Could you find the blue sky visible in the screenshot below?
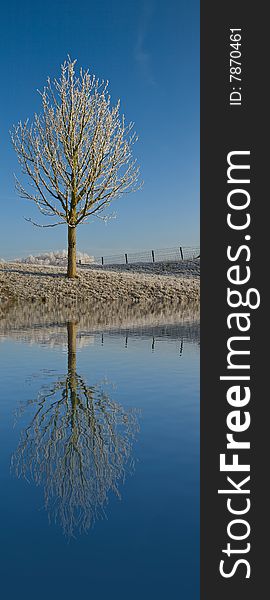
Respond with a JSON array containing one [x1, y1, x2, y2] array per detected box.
[[0, 0, 199, 259]]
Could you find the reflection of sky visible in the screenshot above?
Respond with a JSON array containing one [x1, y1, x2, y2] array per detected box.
[[0, 330, 199, 599]]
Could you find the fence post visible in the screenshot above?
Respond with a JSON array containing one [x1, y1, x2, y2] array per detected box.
[[125, 253, 128, 264], [152, 250, 155, 263], [179, 247, 184, 260], [101, 256, 104, 265]]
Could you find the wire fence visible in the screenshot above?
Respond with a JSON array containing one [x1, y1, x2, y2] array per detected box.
[[78, 246, 200, 266]]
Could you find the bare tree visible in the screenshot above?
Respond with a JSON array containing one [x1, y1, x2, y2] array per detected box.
[[11, 57, 141, 278]]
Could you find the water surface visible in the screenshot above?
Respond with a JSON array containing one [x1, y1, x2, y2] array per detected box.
[[0, 306, 199, 599]]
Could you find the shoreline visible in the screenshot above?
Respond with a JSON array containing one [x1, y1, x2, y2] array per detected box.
[[0, 260, 200, 312]]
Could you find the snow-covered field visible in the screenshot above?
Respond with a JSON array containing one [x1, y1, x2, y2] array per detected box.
[[0, 259, 200, 313]]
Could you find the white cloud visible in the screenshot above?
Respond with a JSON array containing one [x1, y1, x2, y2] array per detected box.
[[134, 1, 156, 85]]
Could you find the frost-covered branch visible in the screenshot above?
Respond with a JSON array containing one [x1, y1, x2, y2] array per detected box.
[[11, 57, 141, 228]]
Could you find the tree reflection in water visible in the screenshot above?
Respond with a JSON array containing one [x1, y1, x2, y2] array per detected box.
[[12, 322, 139, 537]]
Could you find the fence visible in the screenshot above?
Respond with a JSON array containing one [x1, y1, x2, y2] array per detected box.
[[78, 246, 200, 266]]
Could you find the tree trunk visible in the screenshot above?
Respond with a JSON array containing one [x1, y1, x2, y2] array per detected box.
[[67, 225, 77, 278]]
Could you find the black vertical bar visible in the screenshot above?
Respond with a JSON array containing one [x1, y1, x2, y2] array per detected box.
[[201, 1, 268, 599], [101, 256, 104, 265], [151, 250, 155, 263], [125, 253, 128, 264], [179, 246, 184, 260]]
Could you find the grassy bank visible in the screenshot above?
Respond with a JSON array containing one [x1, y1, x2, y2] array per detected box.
[[0, 260, 200, 311]]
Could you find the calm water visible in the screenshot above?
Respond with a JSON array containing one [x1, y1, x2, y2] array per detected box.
[[0, 310, 199, 599]]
